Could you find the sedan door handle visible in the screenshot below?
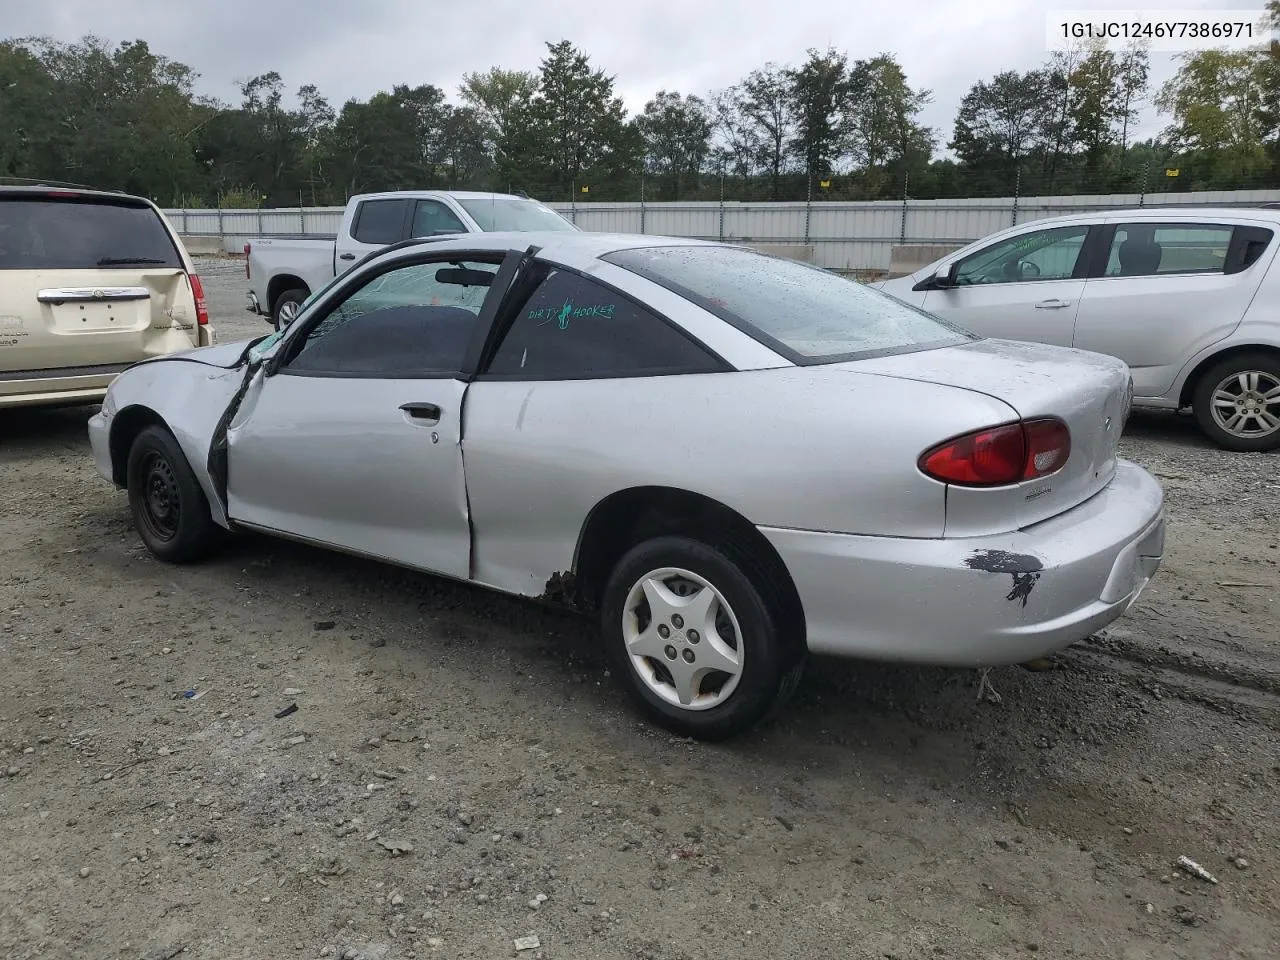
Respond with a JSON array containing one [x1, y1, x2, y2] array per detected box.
[[400, 402, 442, 422], [1035, 299, 1071, 309], [338, 253, 356, 261]]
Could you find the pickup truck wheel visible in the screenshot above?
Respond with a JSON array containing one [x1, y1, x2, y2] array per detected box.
[[272, 288, 308, 330], [1192, 352, 1280, 452], [600, 536, 802, 741], [126, 425, 224, 564]]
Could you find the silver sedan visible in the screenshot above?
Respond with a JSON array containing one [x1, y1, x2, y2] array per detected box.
[[88, 231, 1166, 740]]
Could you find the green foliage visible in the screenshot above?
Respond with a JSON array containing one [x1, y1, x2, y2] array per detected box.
[[0, 32, 1275, 207]]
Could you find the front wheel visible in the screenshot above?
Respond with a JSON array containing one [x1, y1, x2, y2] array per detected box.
[[126, 425, 224, 563], [272, 287, 308, 330], [600, 536, 803, 741], [1192, 352, 1280, 452]]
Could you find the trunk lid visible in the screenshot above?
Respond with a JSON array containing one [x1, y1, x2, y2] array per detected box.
[[0, 269, 201, 373], [1, 192, 200, 374], [833, 338, 1132, 533]]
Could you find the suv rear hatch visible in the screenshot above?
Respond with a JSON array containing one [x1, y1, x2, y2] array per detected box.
[[0, 192, 204, 377], [836, 338, 1133, 535]]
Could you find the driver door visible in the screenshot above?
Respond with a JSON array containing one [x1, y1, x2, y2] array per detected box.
[[921, 223, 1095, 347], [224, 254, 504, 577]]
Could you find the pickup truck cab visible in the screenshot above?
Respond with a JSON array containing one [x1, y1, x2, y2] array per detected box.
[[246, 190, 577, 327]]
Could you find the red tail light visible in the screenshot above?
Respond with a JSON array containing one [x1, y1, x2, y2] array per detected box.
[[188, 273, 210, 326], [244, 243, 251, 279], [919, 418, 1071, 487]]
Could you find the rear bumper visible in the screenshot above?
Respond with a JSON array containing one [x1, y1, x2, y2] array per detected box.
[[0, 364, 126, 409], [761, 460, 1165, 667], [247, 290, 264, 315], [1, 330, 214, 407]]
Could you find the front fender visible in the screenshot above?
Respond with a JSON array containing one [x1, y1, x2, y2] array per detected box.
[[101, 359, 250, 527]]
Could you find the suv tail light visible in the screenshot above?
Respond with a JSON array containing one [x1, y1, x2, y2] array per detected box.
[[919, 418, 1071, 487], [188, 273, 210, 326], [244, 243, 251, 279]]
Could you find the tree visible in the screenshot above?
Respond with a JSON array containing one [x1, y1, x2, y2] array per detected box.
[[846, 53, 933, 194], [787, 48, 849, 178], [1115, 42, 1150, 153], [506, 41, 633, 197], [458, 67, 538, 161], [636, 90, 711, 199], [707, 85, 758, 190], [1156, 49, 1268, 186], [738, 64, 794, 199], [1069, 41, 1125, 175], [950, 69, 1052, 170]]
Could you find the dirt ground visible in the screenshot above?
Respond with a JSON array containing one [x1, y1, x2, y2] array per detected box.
[[1, 258, 1277, 960]]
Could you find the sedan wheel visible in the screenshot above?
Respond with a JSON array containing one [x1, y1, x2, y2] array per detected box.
[[601, 535, 803, 741], [622, 567, 745, 711], [1193, 353, 1280, 452], [126, 425, 224, 563]]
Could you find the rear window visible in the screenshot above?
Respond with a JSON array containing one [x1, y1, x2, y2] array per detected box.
[[457, 197, 577, 232], [602, 245, 976, 363], [0, 197, 182, 270]]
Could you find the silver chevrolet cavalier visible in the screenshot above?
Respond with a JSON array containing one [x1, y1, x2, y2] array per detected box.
[[88, 231, 1166, 740]]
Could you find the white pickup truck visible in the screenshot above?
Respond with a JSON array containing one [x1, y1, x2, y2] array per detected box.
[[245, 190, 578, 327]]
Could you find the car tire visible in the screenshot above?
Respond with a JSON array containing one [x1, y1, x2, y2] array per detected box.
[[1191, 352, 1280, 452], [126, 425, 224, 563], [600, 535, 804, 741], [272, 287, 308, 330]]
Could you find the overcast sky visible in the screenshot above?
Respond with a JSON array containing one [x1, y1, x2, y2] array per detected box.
[[2, 0, 1254, 153]]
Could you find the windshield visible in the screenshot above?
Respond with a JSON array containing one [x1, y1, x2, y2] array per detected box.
[[602, 245, 976, 362], [0, 196, 182, 270], [458, 197, 577, 232]]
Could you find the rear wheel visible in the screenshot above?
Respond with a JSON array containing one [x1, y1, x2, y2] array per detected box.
[[126, 425, 223, 563], [272, 287, 308, 330], [1192, 352, 1280, 452], [600, 536, 803, 741]]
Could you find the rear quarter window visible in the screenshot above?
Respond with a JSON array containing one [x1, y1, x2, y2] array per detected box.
[[0, 197, 182, 270], [602, 244, 975, 363]]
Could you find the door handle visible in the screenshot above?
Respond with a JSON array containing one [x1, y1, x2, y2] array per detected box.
[[339, 253, 356, 261], [1035, 299, 1070, 309], [400, 402, 442, 422]]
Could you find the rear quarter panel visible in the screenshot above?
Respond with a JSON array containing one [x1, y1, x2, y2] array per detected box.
[[461, 365, 1014, 597], [1165, 245, 1280, 405]]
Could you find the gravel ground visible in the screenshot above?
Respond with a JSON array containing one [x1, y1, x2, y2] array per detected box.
[[1, 257, 1277, 960]]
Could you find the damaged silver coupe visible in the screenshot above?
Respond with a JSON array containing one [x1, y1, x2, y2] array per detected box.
[[88, 231, 1166, 739]]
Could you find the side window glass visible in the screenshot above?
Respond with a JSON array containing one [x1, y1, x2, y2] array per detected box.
[[1104, 223, 1233, 277], [285, 259, 499, 376], [486, 268, 720, 379], [954, 226, 1089, 286], [412, 201, 467, 237], [351, 199, 410, 245]]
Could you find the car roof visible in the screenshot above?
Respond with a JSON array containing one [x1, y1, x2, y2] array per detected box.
[[371, 230, 723, 263], [0, 182, 152, 204], [350, 189, 559, 204], [1016, 206, 1280, 228]]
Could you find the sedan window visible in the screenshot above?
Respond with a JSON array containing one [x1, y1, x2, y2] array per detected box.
[[603, 244, 974, 364], [284, 259, 499, 377], [1102, 223, 1234, 277], [953, 225, 1089, 286], [485, 267, 722, 379]]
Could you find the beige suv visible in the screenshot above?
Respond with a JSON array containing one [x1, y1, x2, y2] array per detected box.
[[0, 183, 215, 409]]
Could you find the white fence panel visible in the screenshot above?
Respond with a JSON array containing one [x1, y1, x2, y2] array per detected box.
[[166, 188, 1280, 271]]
